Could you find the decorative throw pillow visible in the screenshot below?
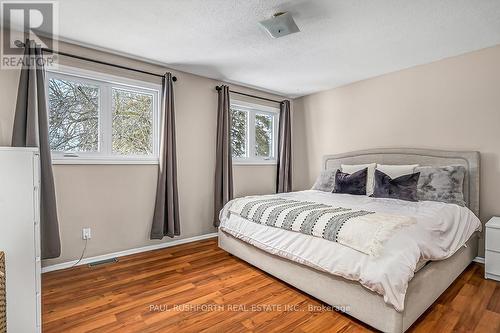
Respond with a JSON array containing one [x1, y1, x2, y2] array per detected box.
[[341, 163, 376, 196], [311, 170, 336, 192], [416, 165, 466, 206], [371, 169, 420, 202], [333, 168, 368, 195], [376, 164, 419, 179]]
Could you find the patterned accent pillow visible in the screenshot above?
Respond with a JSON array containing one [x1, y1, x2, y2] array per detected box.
[[371, 169, 420, 202], [311, 170, 336, 192], [416, 165, 466, 206], [333, 168, 368, 195]]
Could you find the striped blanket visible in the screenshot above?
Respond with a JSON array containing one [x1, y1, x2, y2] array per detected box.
[[226, 197, 416, 256]]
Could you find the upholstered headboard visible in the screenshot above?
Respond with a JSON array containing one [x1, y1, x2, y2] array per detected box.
[[322, 148, 480, 217]]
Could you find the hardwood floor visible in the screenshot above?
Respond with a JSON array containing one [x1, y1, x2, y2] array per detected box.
[[42, 238, 500, 333]]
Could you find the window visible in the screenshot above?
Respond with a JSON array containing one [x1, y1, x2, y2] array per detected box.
[[46, 66, 160, 164], [230, 100, 279, 164]]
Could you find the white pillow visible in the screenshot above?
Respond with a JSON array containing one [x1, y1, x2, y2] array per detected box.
[[341, 163, 376, 196], [376, 164, 419, 179]]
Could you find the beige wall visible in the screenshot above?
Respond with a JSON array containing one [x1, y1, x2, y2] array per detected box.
[[0, 41, 282, 266], [293, 45, 500, 257]]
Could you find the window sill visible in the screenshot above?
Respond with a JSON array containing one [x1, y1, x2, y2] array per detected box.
[[232, 160, 277, 166], [52, 158, 159, 165]]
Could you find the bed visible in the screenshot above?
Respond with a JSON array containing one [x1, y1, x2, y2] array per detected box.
[[217, 148, 481, 333]]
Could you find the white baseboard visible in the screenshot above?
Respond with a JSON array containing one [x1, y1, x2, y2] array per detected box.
[[473, 256, 485, 264], [42, 232, 218, 273]]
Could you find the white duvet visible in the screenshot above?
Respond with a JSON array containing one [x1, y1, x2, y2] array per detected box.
[[219, 190, 481, 311]]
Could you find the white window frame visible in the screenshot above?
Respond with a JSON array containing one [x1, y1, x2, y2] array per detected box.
[[46, 65, 161, 165], [230, 99, 279, 165]]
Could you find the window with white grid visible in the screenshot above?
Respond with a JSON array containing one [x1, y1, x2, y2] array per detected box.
[[46, 66, 160, 164]]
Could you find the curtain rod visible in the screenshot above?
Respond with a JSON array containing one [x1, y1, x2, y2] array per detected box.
[[215, 86, 282, 104], [40, 47, 177, 81]]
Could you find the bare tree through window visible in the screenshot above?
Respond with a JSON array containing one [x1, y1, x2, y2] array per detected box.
[[47, 77, 99, 152], [230, 107, 247, 158], [47, 73, 157, 159], [112, 88, 153, 155], [255, 113, 272, 157]]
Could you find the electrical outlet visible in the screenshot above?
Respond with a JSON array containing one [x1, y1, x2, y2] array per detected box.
[[82, 228, 92, 240]]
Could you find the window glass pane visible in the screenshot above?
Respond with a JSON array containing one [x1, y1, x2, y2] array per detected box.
[[255, 113, 273, 158], [112, 88, 154, 155], [47, 77, 99, 152], [230, 108, 247, 158]]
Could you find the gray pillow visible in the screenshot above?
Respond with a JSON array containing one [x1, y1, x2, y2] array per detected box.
[[371, 169, 420, 202], [416, 165, 466, 206], [311, 170, 336, 192], [333, 168, 368, 195]]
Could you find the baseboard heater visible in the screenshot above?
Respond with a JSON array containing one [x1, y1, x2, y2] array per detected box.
[[88, 257, 118, 267]]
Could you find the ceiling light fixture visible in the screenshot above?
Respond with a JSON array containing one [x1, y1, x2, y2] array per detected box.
[[259, 12, 300, 38]]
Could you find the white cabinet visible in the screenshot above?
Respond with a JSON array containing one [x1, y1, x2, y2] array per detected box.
[[0, 147, 41, 333], [485, 217, 500, 281]]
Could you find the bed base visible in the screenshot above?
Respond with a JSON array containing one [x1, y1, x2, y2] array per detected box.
[[218, 230, 478, 333]]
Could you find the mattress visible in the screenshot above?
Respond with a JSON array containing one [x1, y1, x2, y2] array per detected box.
[[414, 259, 428, 273], [219, 190, 481, 311]]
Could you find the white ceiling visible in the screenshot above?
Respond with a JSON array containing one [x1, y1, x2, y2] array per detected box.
[[36, 1, 500, 97]]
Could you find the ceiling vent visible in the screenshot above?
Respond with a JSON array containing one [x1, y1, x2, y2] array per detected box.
[[259, 12, 300, 38]]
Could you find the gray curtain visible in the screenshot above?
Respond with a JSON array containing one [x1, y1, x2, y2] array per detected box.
[[150, 73, 180, 239], [276, 100, 292, 193], [12, 40, 61, 259], [213, 85, 233, 227]]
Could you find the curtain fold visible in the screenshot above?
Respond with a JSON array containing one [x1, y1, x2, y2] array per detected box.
[[213, 85, 233, 227], [12, 40, 61, 259], [150, 73, 180, 239], [276, 100, 292, 193]]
